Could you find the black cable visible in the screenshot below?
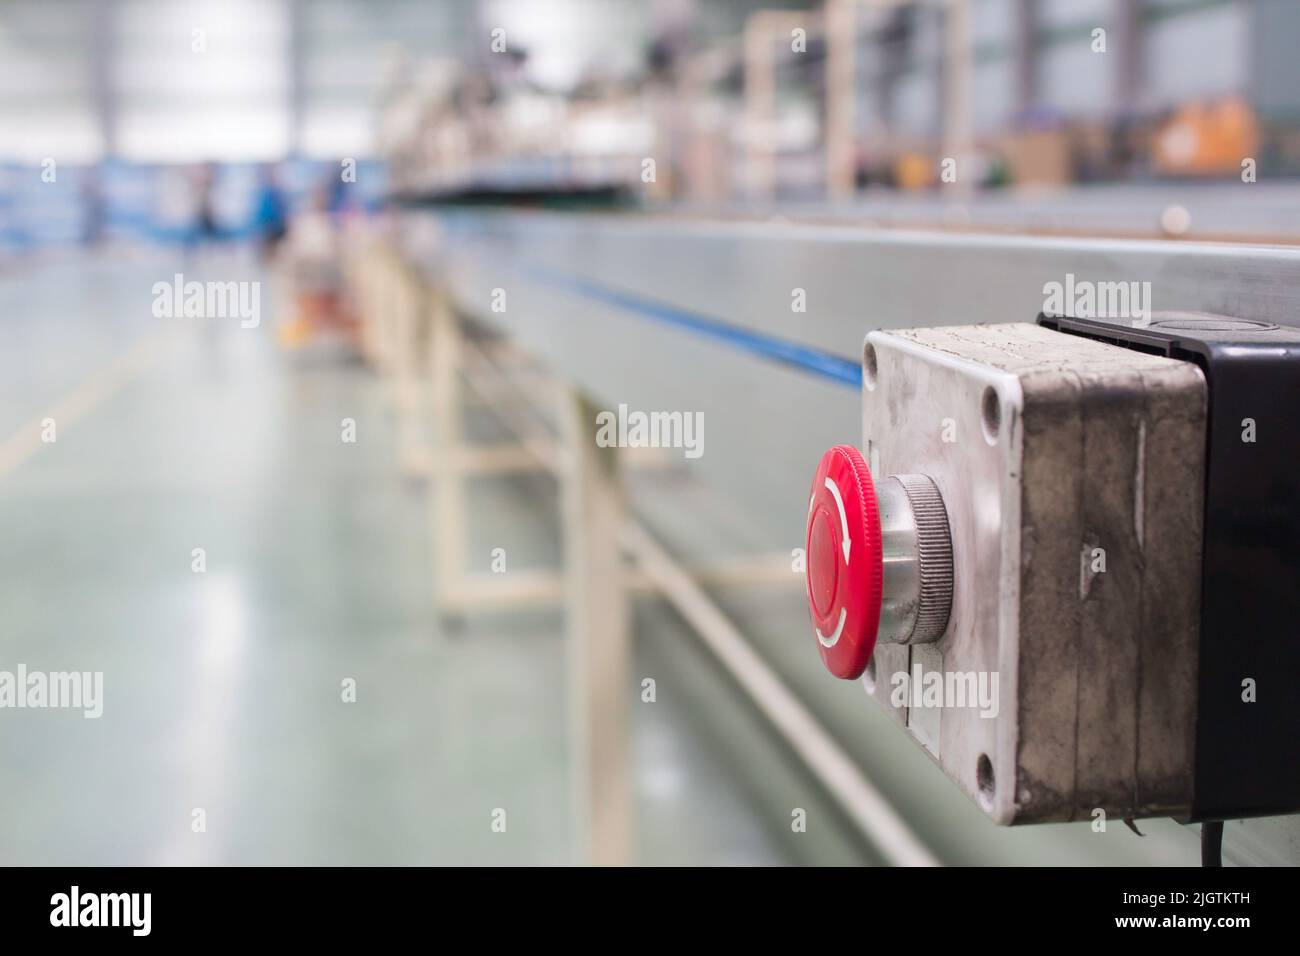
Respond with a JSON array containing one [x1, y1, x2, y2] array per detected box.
[[1201, 821, 1223, 867]]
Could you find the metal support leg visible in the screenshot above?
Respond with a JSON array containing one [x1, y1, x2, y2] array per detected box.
[[355, 245, 386, 368], [395, 265, 434, 475], [430, 288, 466, 618], [560, 388, 632, 866], [392, 263, 416, 407], [365, 249, 400, 374]]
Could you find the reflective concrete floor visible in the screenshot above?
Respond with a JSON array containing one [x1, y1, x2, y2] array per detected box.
[[0, 250, 801, 865]]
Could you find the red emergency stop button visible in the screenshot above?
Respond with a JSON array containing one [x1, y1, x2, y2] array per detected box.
[[805, 445, 883, 679]]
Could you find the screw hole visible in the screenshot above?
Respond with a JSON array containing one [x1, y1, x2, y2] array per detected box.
[[976, 753, 996, 810], [980, 386, 1001, 444], [863, 342, 878, 390]]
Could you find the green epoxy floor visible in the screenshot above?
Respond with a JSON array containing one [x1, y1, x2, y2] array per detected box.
[[0, 251, 795, 865]]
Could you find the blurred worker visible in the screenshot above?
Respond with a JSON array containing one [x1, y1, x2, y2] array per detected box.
[[277, 178, 359, 348], [251, 163, 288, 261], [194, 162, 220, 244], [80, 164, 105, 247]]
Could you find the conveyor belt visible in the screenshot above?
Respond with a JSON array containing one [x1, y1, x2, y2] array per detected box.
[[405, 207, 1300, 546]]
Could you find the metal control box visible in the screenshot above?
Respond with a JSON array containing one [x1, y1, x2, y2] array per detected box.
[[860, 323, 1207, 824]]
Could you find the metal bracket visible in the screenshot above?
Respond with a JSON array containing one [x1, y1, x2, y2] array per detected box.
[[862, 322, 1206, 823]]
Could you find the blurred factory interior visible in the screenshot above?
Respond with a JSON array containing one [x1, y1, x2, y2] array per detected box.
[[3, 0, 1300, 867]]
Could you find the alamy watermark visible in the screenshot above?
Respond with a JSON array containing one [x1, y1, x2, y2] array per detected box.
[[50, 886, 150, 936], [594, 404, 704, 459], [889, 663, 999, 718], [1042, 272, 1152, 327], [0, 665, 103, 718], [152, 273, 261, 328]]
